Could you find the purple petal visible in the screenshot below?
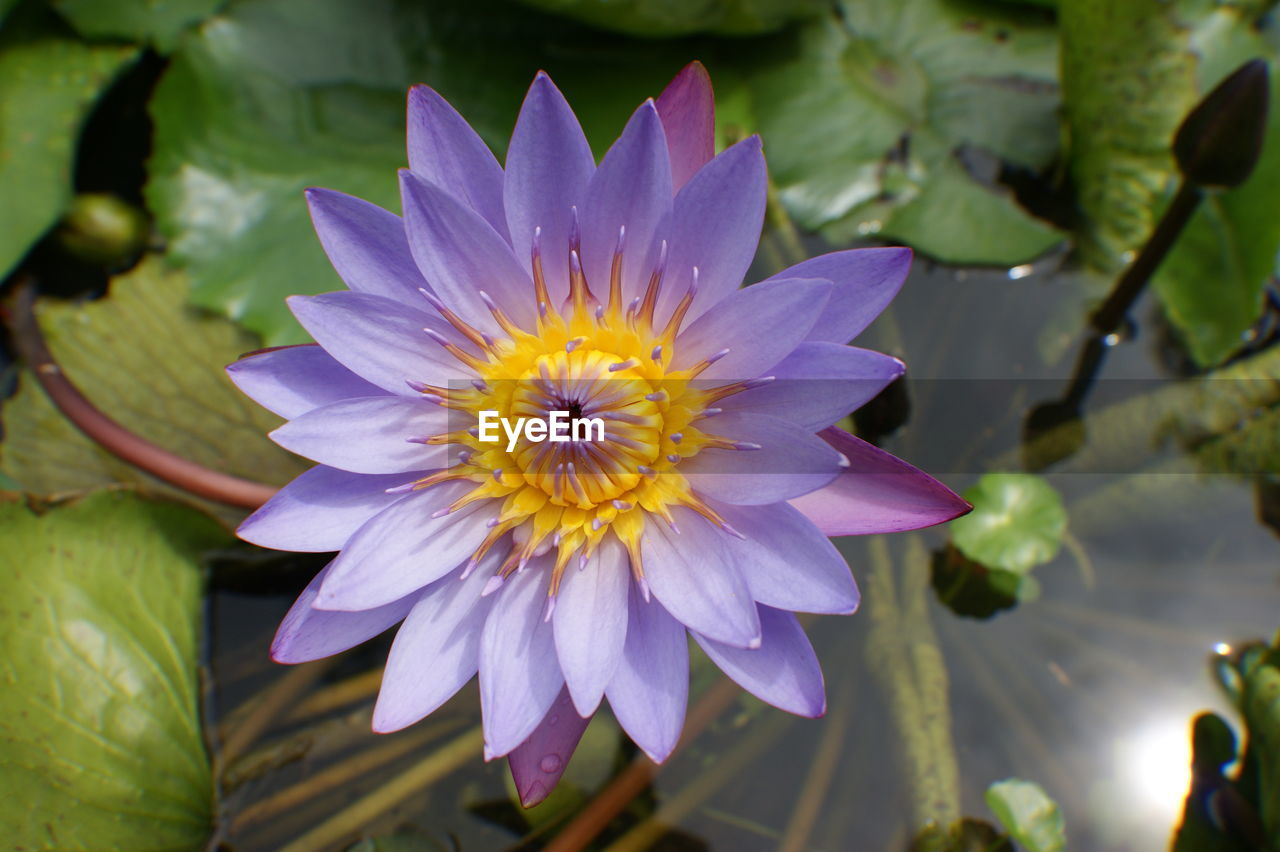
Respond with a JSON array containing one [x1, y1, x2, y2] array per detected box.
[[226, 344, 385, 420], [655, 61, 715, 194], [672, 277, 829, 381], [789, 427, 971, 536], [641, 507, 760, 648], [269, 396, 447, 474], [480, 561, 565, 758], [694, 606, 825, 717], [655, 136, 766, 327], [271, 564, 417, 663], [406, 85, 508, 239], [762, 247, 912, 343], [306, 188, 428, 304], [580, 100, 671, 305], [605, 585, 688, 763], [719, 342, 905, 432], [237, 465, 416, 553], [504, 72, 595, 307], [400, 170, 536, 332], [288, 291, 472, 394], [707, 500, 859, 614], [316, 484, 489, 611], [681, 412, 842, 505], [372, 556, 497, 732], [507, 687, 590, 807], [553, 537, 629, 716]]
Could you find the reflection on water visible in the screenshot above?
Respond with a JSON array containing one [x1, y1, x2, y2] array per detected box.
[[211, 254, 1280, 851]]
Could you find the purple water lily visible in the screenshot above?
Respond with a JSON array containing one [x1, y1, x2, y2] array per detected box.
[[227, 62, 969, 806]]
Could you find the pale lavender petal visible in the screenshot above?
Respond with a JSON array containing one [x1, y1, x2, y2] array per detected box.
[[762, 247, 912, 343], [672, 277, 829, 380], [400, 170, 536, 331], [655, 61, 715, 194], [694, 606, 825, 717], [655, 136, 766, 326], [681, 412, 842, 505], [269, 396, 448, 474], [306, 188, 427, 304], [707, 500, 859, 615], [316, 484, 489, 611], [406, 85, 508, 239], [226, 344, 384, 420], [288, 291, 472, 394], [507, 688, 590, 807], [480, 561, 565, 758], [580, 100, 671, 305], [504, 72, 595, 306], [719, 342, 905, 432], [641, 507, 760, 648], [372, 555, 498, 732], [605, 585, 688, 763], [553, 537, 629, 716], [789, 427, 971, 536], [237, 465, 416, 553], [271, 564, 417, 664]]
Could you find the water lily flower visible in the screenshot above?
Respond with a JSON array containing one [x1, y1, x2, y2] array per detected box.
[[227, 62, 970, 806]]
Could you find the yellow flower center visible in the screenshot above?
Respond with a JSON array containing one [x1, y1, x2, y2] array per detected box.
[[408, 232, 758, 598]]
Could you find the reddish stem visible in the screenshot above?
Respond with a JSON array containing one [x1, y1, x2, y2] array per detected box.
[[4, 279, 278, 509]]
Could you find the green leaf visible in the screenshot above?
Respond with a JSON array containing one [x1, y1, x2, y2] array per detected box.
[[0, 257, 307, 525], [0, 6, 138, 281], [147, 0, 692, 344], [0, 491, 224, 850], [49, 0, 224, 51], [985, 779, 1067, 852], [950, 474, 1066, 574], [745, 0, 1062, 263], [1060, 0, 1198, 270], [1153, 48, 1280, 366], [509, 0, 825, 37]]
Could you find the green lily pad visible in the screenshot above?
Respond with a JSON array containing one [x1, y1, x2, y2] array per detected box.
[[0, 257, 306, 526], [147, 0, 694, 345], [510, 0, 825, 36], [49, 0, 224, 52], [744, 0, 1062, 264], [950, 474, 1066, 574], [985, 778, 1067, 852], [0, 4, 138, 281], [0, 490, 225, 849]]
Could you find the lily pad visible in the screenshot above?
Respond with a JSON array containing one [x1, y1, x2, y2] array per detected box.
[[0, 257, 306, 525], [985, 778, 1067, 852], [950, 474, 1066, 574], [744, 0, 1063, 264], [510, 0, 825, 36], [147, 0, 693, 345], [49, 0, 224, 51], [0, 4, 138, 281], [0, 490, 225, 849]]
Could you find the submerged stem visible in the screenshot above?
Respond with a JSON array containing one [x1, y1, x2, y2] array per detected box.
[[864, 535, 961, 840]]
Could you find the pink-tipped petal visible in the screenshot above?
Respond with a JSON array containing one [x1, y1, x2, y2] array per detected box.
[[407, 85, 508, 239], [655, 61, 715, 193], [789, 427, 971, 536], [507, 688, 590, 807]]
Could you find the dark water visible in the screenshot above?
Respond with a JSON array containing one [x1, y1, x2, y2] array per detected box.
[[209, 247, 1280, 851]]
